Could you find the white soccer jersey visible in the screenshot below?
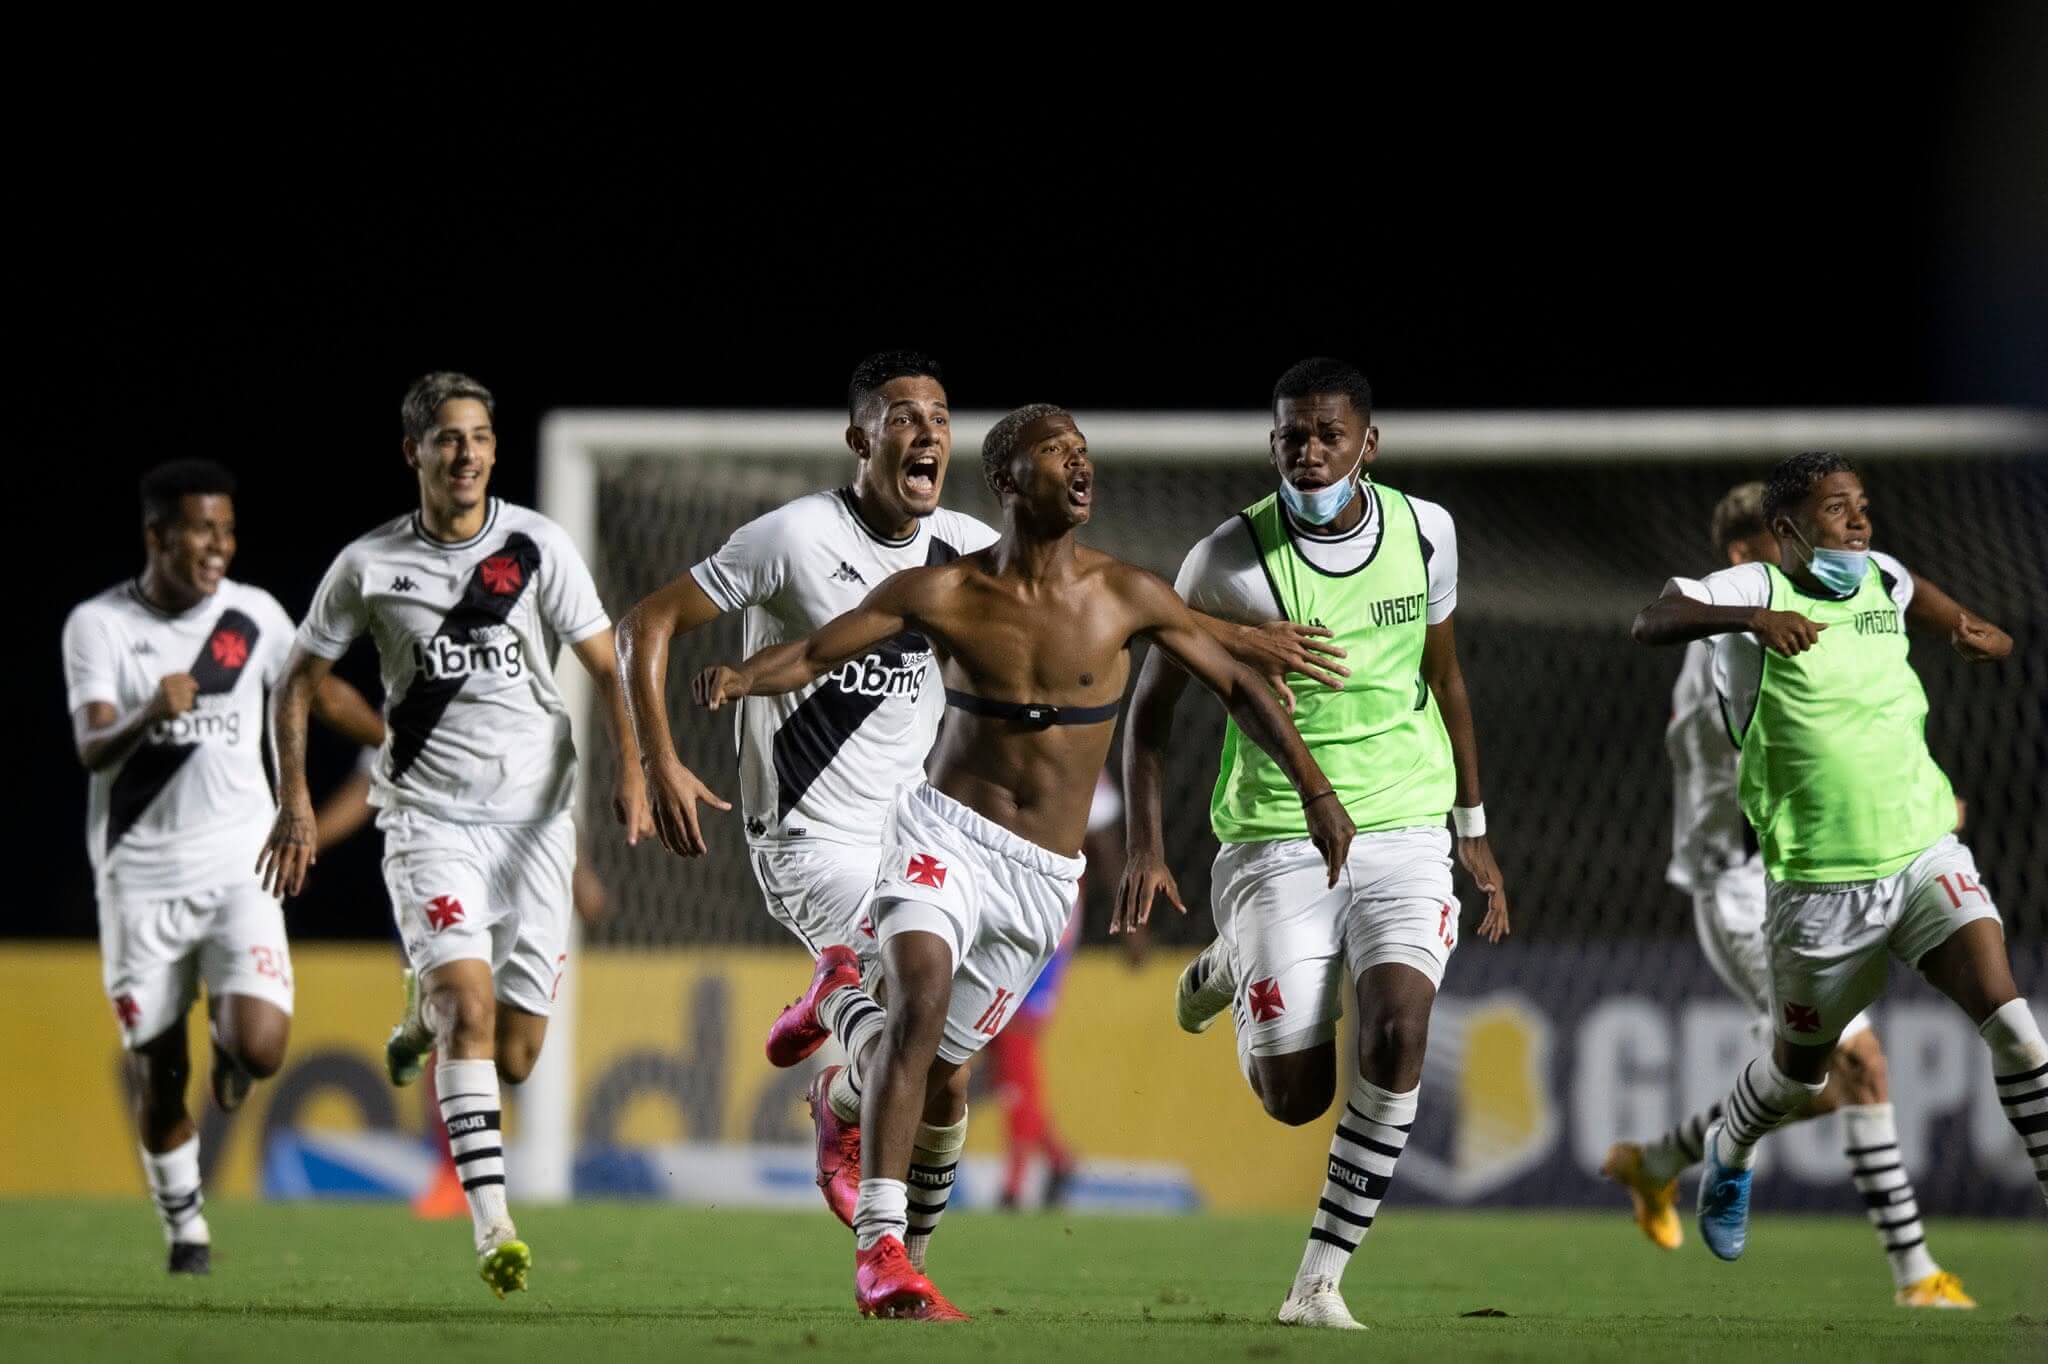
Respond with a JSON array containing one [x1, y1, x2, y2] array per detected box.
[[691, 488, 999, 845], [297, 499, 610, 825], [1172, 482, 1459, 627], [63, 579, 295, 898], [1661, 552, 1914, 888]]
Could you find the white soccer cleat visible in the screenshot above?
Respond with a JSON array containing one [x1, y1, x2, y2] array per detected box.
[[1176, 937, 1236, 1034], [1278, 1277, 1366, 1330]]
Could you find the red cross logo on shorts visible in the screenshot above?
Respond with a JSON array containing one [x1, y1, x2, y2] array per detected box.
[[112, 994, 142, 1028], [1783, 1001, 1822, 1033], [425, 895, 466, 932], [857, 913, 875, 940], [209, 628, 249, 668], [1248, 977, 1286, 1023], [906, 853, 947, 889], [479, 555, 523, 595]]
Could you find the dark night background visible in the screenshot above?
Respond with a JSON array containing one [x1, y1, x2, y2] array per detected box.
[[24, 16, 2046, 941]]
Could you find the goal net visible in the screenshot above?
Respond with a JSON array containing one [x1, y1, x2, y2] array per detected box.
[[531, 408, 2046, 1214]]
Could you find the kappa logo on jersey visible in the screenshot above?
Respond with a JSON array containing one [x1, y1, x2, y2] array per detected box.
[[112, 993, 142, 1028], [1398, 992, 1559, 1202], [386, 532, 543, 783], [830, 561, 867, 585], [425, 895, 466, 932], [480, 555, 524, 595], [390, 575, 419, 593], [906, 853, 947, 889], [1247, 977, 1286, 1022], [131, 639, 156, 656], [208, 628, 249, 669], [1783, 1000, 1823, 1033]]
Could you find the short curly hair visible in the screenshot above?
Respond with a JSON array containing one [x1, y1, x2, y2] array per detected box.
[[981, 403, 1071, 492], [848, 351, 945, 422], [1762, 451, 1857, 526], [1273, 357, 1372, 421]]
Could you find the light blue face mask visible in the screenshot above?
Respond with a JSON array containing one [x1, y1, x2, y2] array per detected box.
[[1790, 525, 1870, 595], [1278, 457, 1364, 527]]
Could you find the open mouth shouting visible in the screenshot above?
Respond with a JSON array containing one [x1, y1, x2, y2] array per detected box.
[[1066, 466, 1093, 509], [902, 452, 941, 502]]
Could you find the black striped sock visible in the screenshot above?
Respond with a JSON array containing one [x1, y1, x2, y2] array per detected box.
[[904, 1113, 966, 1271], [140, 1136, 209, 1246], [1295, 1079, 1416, 1288], [1716, 1056, 1820, 1168], [438, 1059, 510, 1247], [1643, 1102, 1724, 1182], [819, 983, 887, 1111], [1982, 999, 2048, 1208], [1840, 1103, 1937, 1287]]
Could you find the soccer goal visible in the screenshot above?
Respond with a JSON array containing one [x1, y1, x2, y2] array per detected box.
[[525, 407, 2046, 1209]]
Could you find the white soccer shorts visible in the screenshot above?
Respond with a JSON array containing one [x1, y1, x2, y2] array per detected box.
[[98, 876, 294, 1049], [380, 809, 575, 1018], [749, 837, 885, 968], [1763, 834, 2002, 1046], [1213, 825, 1459, 1060], [868, 782, 1082, 1065], [1694, 854, 1870, 1045]]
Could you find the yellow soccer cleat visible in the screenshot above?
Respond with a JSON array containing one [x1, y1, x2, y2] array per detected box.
[[1600, 1141, 1683, 1250], [1895, 1271, 1976, 1309], [478, 1237, 533, 1300]]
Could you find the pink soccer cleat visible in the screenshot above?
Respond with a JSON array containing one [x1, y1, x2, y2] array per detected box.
[[808, 1064, 862, 1227], [766, 945, 861, 1068], [855, 1235, 970, 1321]]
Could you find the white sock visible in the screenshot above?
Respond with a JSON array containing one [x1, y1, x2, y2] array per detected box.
[[141, 1135, 210, 1246], [905, 1111, 967, 1270], [853, 1177, 908, 1252], [1294, 1078, 1417, 1291], [438, 1058, 511, 1249], [1840, 1103, 1938, 1287], [1715, 1055, 1825, 1169], [1981, 998, 2048, 1207], [1640, 1102, 1724, 1184], [820, 985, 887, 1124]]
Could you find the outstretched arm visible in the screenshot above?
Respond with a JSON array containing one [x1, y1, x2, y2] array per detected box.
[[1422, 617, 1508, 941], [1130, 571, 1352, 886], [1189, 612, 1348, 708], [616, 572, 734, 857], [1632, 584, 1827, 656], [695, 571, 925, 708], [256, 644, 333, 899], [1115, 645, 1195, 935], [1904, 571, 2012, 662]]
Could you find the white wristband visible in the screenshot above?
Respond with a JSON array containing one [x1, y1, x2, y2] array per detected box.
[[1452, 804, 1487, 838]]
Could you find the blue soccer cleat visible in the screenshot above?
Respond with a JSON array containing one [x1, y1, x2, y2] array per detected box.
[[1695, 1120, 1753, 1261]]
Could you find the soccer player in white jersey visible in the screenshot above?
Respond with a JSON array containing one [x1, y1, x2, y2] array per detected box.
[[619, 352, 1343, 1265], [1601, 481, 1974, 1308], [257, 373, 653, 1299], [1119, 358, 1511, 1330], [1629, 452, 2043, 1264], [62, 459, 384, 1275]]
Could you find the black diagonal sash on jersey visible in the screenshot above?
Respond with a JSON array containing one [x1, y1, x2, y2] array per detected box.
[[386, 533, 544, 783], [105, 608, 262, 854], [770, 537, 959, 820]]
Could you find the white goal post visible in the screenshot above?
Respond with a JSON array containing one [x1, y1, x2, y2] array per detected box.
[[521, 405, 2045, 1202]]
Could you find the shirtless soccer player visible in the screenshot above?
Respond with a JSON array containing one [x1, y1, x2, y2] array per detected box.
[[620, 353, 1341, 1262], [62, 459, 384, 1274], [1602, 481, 1974, 1308], [1119, 357, 1511, 1330], [695, 403, 1353, 1320], [1629, 451, 2044, 1263], [259, 372, 653, 1298]]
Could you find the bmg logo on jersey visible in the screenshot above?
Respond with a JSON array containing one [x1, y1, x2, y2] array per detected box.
[[148, 698, 242, 746], [412, 626, 524, 681], [827, 648, 930, 701]]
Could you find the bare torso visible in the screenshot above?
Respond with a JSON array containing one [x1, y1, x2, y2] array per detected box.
[[912, 545, 1139, 855]]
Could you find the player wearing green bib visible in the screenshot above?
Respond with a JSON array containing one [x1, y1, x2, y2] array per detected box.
[[1630, 452, 2044, 1264], [1119, 358, 1510, 1330]]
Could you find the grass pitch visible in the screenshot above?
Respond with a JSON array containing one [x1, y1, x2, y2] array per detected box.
[[3, 1201, 2043, 1362]]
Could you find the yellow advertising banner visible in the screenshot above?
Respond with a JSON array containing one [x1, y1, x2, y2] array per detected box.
[[0, 944, 1329, 1208]]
